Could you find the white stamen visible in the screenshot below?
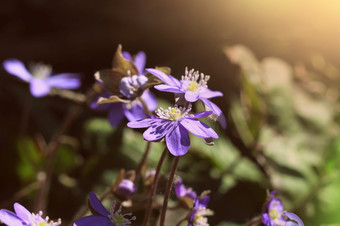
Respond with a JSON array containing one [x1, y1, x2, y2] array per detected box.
[[155, 104, 192, 121], [181, 67, 210, 92]]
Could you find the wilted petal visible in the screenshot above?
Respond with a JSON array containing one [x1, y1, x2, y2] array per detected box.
[[143, 120, 174, 141], [154, 84, 183, 94], [88, 192, 110, 217], [0, 209, 25, 226], [180, 118, 218, 139], [73, 215, 112, 226], [127, 118, 160, 128], [134, 52, 146, 74], [146, 68, 179, 87], [185, 91, 199, 102], [3, 59, 32, 82], [108, 104, 125, 127], [46, 73, 81, 89], [166, 124, 190, 156], [30, 78, 50, 97], [141, 90, 158, 111], [123, 102, 147, 122], [13, 203, 30, 223], [90, 92, 113, 111], [284, 212, 304, 226], [199, 88, 223, 99]]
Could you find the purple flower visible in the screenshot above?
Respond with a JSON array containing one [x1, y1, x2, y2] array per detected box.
[[262, 191, 304, 226], [114, 179, 137, 201], [3, 59, 80, 97], [74, 192, 136, 226], [0, 202, 61, 226], [127, 105, 218, 156], [146, 67, 226, 129], [174, 178, 197, 208], [91, 51, 157, 126], [188, 193, 213, 226]]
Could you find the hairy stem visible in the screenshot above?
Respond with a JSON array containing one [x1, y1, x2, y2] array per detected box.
[[142, 147, 168, 226], [160, 156, 180, 226], [135, 141, 152, 180]]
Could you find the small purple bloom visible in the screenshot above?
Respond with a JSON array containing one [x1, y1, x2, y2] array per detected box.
[[74, 192, 136, 226], [0, 202, 61, 226], [127, 105, 218, 156], [146, 67, 226, 129], [188, 193, 213, 226], [114, 179, 137, 201], [175, 178, 197, 202], [3, 59, 81, 97], [92, 52, 157, 126], [262, 191, 304, 226]]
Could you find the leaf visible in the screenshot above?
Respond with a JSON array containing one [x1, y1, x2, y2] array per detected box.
[[97, 95, 130, 104], [112, 44, 139, 76], [94, 69, 126, 95]]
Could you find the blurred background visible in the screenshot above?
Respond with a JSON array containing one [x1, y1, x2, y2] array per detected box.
[[1, 0, 340, 225]]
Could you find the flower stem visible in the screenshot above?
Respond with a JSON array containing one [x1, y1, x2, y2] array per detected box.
[[142, 147, 168, 226], [138, 97, 151, 115], [135, 141, 152, 180], [160, 156, 180, 226], [33, 87, 99, 212], [244, 215, 262, 226]]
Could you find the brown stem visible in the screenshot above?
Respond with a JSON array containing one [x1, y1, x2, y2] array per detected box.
[[244, 215, 262, 226], [138, 97, 151, 116], [142, 147, 168, 226], [135, 141, 152, 180], [160, 156, 180, 226], [33, 87, 98, 212]]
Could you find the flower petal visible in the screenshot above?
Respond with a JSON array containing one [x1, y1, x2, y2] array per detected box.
[[13, 203, 30, 223], [143, 120, 174, 141], [0, 209, 25, 226], [46, 73, 81, 89], [262, 213, 271, 226], [284, 212, 304, 226], [108, 103, 125, 127], [73, 215, 112, 226], [146, 68, 179, 87], [154, 84, 183, 94], [200, 98, 227, 129], [88, 192, 110, 217], [141, 90, 158, 111], [127, 118, 160, 128], [123, 102, 147, 122], [180, 118, 218, 139], [3, 59, 32, 82], [185, 91, 200, 102], [30, 78, 50, 97], [122, 51, 132, 61], [199, 88, 223, 99], [90, 92, 113, 111], [166, 124, 190, 156], [134, 52, 146, 74], [192, 111, 213, 119]]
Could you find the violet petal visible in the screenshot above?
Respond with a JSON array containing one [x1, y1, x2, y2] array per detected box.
[[141, 90, 158, 112], [154, 84, 183, 94], [0, 209, 25, 226], [199, 88, 223, 99], [192, 111, 213, 119], [201, 98, 227, 129], [88, 192, 110, 217], [123, 102, 147, 122], [184, 91, 200, 102], [166, 124, 190, 156], [46, 73, 81, 89], [180, 118, 218, 139], [13, 203, 31, 223], [107, 104, 125, 127], [134, 51, 146, 74], [3, 59, 32, 82], [284, 212, 304, 226], [73, 215, 112, 226], [30, 78, 50, 97], [127, 118, 159, 128], [146, 68, 179, 87], [143, 121, 174, 141], [122, 51, 132, 61]]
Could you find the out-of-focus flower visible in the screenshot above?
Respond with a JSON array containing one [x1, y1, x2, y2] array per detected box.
[[114, 179, 137, 201], [188, 192, 213, 226], [74, 192, 136, 226], [174, 177, 197, 208], [146, 67, 226, 129], [0, 203, 61, 226], [3, 59, 80, 97], [91, 47, 157, 126], [127, 104, 218, 156], [143, 169, 156, 186], [262, 191, 304, 226]]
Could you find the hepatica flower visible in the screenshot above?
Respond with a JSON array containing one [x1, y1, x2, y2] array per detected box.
[[127, 104, 218, 156], [74, 192, 136, 226], [188, 193, 213, 226], [175, 177, 197, 208], [91, 50, 157, 126], [114, 179, 137, 201], [262, 191, 304, 226], [146, 67, 226, 129], [0, 202, 61, 226], [3, 59, 80, 97]]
